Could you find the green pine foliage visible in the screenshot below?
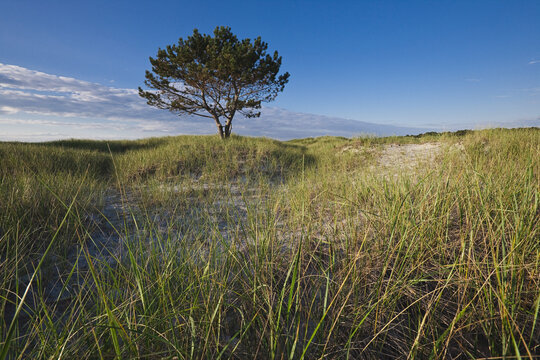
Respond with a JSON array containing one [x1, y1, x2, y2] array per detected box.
[[139, 27, 290, 139]]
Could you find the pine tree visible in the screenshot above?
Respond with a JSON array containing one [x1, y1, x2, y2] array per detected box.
[[139, 26, 290, 139]]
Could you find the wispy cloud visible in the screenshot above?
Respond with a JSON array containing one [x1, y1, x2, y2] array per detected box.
[[0, 106, 19, 114], [465, 78, 481, 82], [516, 87, 540, 95], [529, 59, 540, 65], [0, 63, 163, 121], [0, 63, 430, 140], [2, 132, 67, 141], [0, 117, 125, 130]]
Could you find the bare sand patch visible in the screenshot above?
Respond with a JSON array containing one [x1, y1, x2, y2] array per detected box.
[[377, 142, 443, 170]]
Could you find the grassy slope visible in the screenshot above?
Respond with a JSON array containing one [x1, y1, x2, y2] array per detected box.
[[0, 128, 539, 359]]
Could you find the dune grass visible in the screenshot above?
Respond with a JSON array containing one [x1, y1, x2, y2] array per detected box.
[[0, 128, 538, 359]]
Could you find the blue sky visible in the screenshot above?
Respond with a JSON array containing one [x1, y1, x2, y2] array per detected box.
[[1, 0, 539, 140]]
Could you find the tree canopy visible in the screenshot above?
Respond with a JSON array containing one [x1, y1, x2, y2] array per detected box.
[[139, 26, 290, 138]]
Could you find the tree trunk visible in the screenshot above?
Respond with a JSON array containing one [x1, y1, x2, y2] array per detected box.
[[217, 124, 225, 139], [224, 123, 232, 138], [214, 115, 231, 139], [214, 115, 225, 139]]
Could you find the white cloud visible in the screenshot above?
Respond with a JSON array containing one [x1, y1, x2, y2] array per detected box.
[[529, 60, 540, 65], [0, 117, 123, 130], [0, 63, 431, 140], [1, 63, 538, 142], [2, 132, 67, 141], [0, 106, 19, 114], [0, 63, 165, 121]]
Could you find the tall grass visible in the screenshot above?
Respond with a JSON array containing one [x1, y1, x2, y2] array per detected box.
[[0, 128, 538, 358]]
